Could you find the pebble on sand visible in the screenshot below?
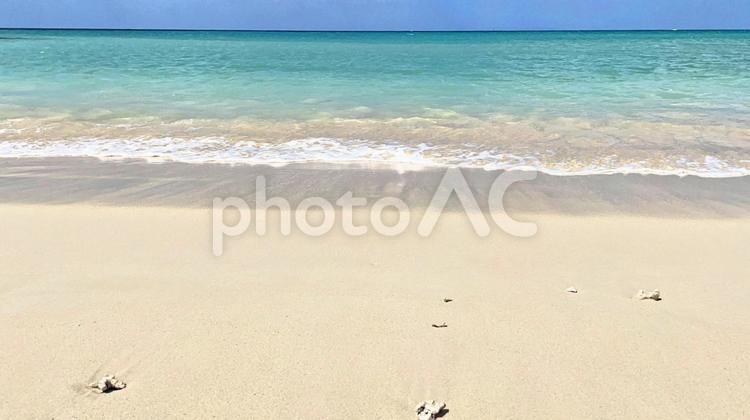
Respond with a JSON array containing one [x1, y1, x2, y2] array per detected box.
[[416, 400, 447, 420], [89, 375, 127, 393], [635, 289, 661, 301], [565, 287, 578, 293], [431, 323, 448, 328]]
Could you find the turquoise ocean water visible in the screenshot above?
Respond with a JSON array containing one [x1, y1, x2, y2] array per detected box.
[[0, 30, 749, 176]]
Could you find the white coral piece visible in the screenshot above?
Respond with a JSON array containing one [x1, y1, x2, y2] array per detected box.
[[89, 375, 127, 393], [635, 289, 661, 301], [415, 400, 446, 420]]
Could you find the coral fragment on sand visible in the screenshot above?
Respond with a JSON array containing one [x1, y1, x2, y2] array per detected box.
[[416, 400, 446, 420], [89, 375, 127, 393], [635, 289, 661, 301]]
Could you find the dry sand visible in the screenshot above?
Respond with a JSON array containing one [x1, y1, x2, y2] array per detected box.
[[1, 202, 750, 419]]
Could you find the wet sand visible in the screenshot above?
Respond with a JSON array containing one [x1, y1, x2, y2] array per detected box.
[[1, 157, 749, 215]]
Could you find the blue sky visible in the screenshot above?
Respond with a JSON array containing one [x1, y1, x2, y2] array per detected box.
[[1, 0, 748, 30]]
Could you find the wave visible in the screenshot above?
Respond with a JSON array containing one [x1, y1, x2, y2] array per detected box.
[[0, 137, 748, 178]]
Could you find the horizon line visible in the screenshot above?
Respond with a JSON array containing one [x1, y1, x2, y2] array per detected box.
[[1, 27, 749, 33]]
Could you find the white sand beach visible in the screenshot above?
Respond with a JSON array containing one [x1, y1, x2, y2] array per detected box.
[[1, 197, 749, 418]]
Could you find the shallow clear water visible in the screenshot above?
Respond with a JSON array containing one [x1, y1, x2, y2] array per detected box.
[[1, 30, 749, 176]]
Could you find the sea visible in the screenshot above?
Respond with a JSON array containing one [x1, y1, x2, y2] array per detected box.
[[1, 29, 749, 177]]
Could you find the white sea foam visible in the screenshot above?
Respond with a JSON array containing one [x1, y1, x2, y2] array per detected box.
[[0, 137, 748, 178]]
